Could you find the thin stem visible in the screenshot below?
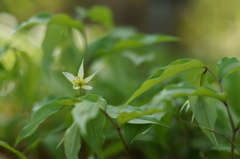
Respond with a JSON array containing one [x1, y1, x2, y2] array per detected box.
[[206, 67, 238, 159], [205, 67, 223, 92], [179, 118, 240, 153], [224, 102, 237, 159], [79, 88, 82, 97], [99, 109, 129, 158]]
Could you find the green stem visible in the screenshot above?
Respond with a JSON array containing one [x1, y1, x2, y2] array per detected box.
[[79, 88, 82, 97]]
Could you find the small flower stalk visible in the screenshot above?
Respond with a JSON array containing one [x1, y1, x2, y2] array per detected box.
[[62, 59, 97, 90]]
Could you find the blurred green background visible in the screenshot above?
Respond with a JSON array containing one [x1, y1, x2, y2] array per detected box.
[[1, 0, 240, 158]]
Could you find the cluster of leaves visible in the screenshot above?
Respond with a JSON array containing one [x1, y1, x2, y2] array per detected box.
[[1, 5, 240, 159]]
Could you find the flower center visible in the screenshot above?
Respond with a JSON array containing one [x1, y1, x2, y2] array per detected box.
[[73, 77, 85, 87]]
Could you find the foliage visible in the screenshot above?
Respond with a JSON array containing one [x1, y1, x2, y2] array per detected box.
[[0, 5, 240, 159]]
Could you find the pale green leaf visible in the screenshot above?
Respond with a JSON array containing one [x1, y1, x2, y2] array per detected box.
[[15, 13, 83, 32], [154, 83, 227, 102], [64, 122, 81, 159], [0, 140, 27, 159], [190, 97, 219, 148], [81, 112, 106, 159], [107, 105, 166, 126], [123, 58, 205, 108], [117, 107, 164, 126], [217, 57, 240, 80]]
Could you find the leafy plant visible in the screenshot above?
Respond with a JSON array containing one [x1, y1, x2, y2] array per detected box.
[[1, 5, 240, 159]]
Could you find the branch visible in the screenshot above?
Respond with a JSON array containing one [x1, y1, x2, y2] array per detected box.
[[178, 118, 240, 153], [99, 108, 129, 158]]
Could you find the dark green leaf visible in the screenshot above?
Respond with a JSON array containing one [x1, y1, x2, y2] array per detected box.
[[64, 123, 81, 159], [123, 58, 205, 108], [123, 124, 152, 145], [0, 140, 27, 159], [217, 57, 240, 80], [15, 97, 73, 145]]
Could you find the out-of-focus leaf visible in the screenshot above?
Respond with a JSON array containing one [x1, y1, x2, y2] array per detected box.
[[222, 72, 240, 125], [217, 57, 240, 80], [15, 96, 73, 145], [81, 113, 106, 159], [88, 5, 113, 29], [0, 140, 27, 159], [154, 83, 227, 102], [88, 34, 179, 59], [123, 58, 205, 108], [15, 13, 83, 32], [15, 13, 52, 32], [64, 123, 81, 159], [123, 124, 152, 145]]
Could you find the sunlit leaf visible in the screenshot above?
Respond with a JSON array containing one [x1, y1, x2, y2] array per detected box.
[[123, 58, 205, 108], [154, 83, 227, 102], [217, 57, 240, 80], [15, 96, 73, 145], [64, 122, 81, 159], [0, 140, 27, 159], [15, 13, 83, 32]]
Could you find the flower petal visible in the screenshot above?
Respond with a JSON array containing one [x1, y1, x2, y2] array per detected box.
[[78, 59, 84, 78], [82, 85, 92, 90], [73, 85, 80, 90], [84, 71, 98, 83], [62, 72, 75, 84]]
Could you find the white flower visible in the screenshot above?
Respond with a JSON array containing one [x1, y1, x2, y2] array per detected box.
[[62, 59, 97, 90]]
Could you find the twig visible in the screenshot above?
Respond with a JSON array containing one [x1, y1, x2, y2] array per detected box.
[[99, 108, 129, 158], [179, 118, 240, 153]]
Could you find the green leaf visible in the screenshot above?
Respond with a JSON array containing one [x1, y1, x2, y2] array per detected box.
[[189, 73, 219, 148], [88, 5, 114, 28], [73, 94, 107, 134], [123, 124, 152, 145], [112, 105, 165, 127], [154, 83, 227, 102], [15, 13, 52, 32], [15, 13, 83, 32], [123, 58, 205, 108], [64, 122, 81, 159], [190, 97, 219, 148], [81, 113, 106, 159], [88, 34, 179, 59], [0, 140, 27, 159], [15, 96, 74, 146], [217, 57, 240, 80]]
